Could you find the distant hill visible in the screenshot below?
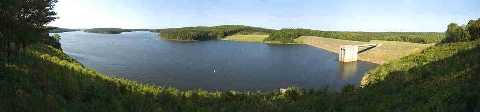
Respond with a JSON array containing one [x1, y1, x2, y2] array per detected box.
[[49, 28, 79, 33], [84, 28, 133, 34], [84, 28, 152, 34]]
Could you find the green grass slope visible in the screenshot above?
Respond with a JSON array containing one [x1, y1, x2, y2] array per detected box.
[[0, 44, 163, 111], [356, 40, 480, 111]]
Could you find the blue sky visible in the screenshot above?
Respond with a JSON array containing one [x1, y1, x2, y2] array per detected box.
[[48, 0, 479, 32]]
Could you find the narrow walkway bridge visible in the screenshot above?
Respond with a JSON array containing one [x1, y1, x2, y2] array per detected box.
[[339, 44, 381, 62]]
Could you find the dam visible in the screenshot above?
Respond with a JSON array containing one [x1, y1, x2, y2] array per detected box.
[[339, 44, 380, 62]]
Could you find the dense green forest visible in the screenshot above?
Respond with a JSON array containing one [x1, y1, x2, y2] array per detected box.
[[157, 25, 273, 40], [1, 0, 480, 111], [49, 28, 79, 33]]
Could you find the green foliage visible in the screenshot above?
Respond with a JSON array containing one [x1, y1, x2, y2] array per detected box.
[[158, 25, 273, 40], [356, 40, 480, 111], [442, 23, 471, 43], [41, 34, 61, 49], [466, 18, 480, 41], [0, 0, 58, 59], [265, 28, 322, 43], [84, 28, 135, 34], [442, 18, 480, 44]]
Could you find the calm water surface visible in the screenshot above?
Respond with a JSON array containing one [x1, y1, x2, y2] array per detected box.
[[55, 31, 378, 92]]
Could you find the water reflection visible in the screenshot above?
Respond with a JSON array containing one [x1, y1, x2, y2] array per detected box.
[[337, 62, 358, 80]]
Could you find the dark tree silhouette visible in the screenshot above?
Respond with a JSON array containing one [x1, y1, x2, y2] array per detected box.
[[0, 0, 59, 59]]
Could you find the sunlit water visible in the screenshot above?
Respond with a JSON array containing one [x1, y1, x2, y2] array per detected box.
[[54, 31, 378, 92]]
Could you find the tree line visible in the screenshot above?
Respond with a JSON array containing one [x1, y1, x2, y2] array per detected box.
[[0, 0, 59, 60], [160, 25, 445, 44], [84, 28, 134, 34], [157, 25, 273, 40], [265, 29, 445, 43], [49, 28, 79, 33], [442, 18, 480, 44], [322, 31, 444, 44]]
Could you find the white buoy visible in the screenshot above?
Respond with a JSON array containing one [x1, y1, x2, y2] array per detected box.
[[213, 70, 216, 73]]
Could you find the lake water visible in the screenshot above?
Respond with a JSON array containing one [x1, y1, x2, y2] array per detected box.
[[55, 31, 378, 92]]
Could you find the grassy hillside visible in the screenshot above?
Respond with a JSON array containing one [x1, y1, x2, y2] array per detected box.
[[357, 40, 480, 111]]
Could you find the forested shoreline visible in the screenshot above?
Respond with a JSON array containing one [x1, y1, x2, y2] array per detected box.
[[156, 25, 273, 40], [159, 26, 444, 44], [49, 28, 79, 33], [84, 28, 134, 34]]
